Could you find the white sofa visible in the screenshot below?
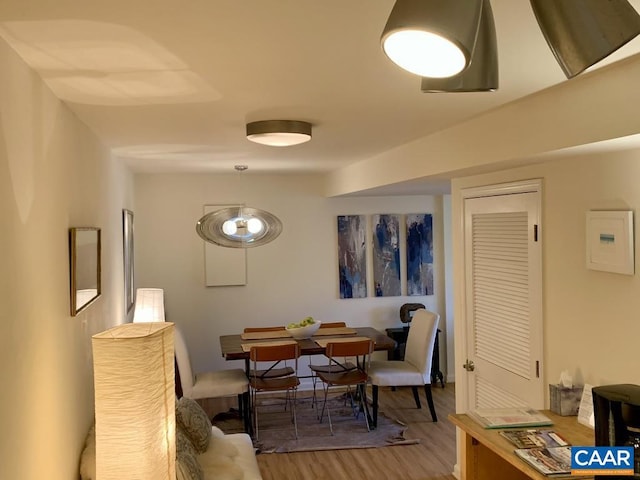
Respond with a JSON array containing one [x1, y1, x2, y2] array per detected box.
[[197, 426, 262, 480], [80, 398, 262, 480]]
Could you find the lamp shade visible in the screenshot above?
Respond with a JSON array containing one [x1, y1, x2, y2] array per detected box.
[[531, 0, 640, 78], [246, 120, 312, 146], [381, 0, 484, 78], [196, 206, 283, 248], [92, 322, 175, 480], [133, 288, 166, 322], [421, 0, 498, 92]]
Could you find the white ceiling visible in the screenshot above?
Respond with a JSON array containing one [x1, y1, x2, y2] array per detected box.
[[1, 0, 640, 194]]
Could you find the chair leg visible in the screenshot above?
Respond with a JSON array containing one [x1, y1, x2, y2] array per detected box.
[[424, 384, 438, 422], [372, 384, 379, 429], [292, 388, 298, 439], [358, 383, 370, 432], [239, 391, 251, 434], [412, 386, 422, 409], [252, 388, 260, 440]]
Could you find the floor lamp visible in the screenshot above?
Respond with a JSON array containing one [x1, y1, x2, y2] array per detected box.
[[92, 322, 176, 479]]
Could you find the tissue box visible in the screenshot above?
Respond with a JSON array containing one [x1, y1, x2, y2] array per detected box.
[[549, 384, 583, 416]]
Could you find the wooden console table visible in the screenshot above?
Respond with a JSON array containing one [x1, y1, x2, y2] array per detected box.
[[450, 411, 595, 480]]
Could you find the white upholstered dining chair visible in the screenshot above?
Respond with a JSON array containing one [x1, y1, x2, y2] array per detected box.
[[368, 309, 440, 427], [174, 326, 250, 432]]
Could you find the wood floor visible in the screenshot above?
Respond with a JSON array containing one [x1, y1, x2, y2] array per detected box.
[[255, 384, 457, 480]]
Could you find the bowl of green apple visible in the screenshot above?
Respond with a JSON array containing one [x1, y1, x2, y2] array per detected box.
[[286, 317, 321, 339]]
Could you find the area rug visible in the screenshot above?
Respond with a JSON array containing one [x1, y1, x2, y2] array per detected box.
[[213, 394, 419, 454]]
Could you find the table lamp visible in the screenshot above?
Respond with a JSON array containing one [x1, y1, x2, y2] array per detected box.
[[92, 322, 175, 479]]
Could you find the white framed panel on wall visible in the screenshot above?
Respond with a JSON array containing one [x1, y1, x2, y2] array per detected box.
[[203, 205, 247, 286]]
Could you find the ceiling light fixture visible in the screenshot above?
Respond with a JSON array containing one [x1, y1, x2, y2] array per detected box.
[[530, 0, 640, 79], [246, 120, 312, 147], [195, 165, 283, 248], [381, 0, 485, 78], [421, 0, 498, 92]]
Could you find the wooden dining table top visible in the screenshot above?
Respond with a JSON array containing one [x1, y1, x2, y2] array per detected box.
[[219, 326, 396, 361]]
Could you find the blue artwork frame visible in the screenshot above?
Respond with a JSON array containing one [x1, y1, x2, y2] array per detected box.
[[372, 214, 401, 297], [337, 215, 367, 298], [406, 213, 434, 296]]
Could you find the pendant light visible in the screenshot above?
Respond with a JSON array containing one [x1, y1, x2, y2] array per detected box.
[[381, 0, 485, 78], [421, 0, 498, 92], [530, 0, 640, 78], [195, 165, 283, 248]]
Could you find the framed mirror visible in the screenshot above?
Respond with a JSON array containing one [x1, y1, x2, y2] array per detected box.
[[123, 210, 134, 314], [69, 227, 101, 316]]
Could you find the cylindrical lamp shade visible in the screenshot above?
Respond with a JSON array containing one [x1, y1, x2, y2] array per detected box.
[[92, 322, 175, 480]]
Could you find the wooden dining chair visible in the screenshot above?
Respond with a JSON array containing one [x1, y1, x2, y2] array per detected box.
[[249, 342, 301, 440], [368, 309, 440, 428], [308, 321, 357, 406], [244, 326, 295, 379], [315, 338, 374, 434]]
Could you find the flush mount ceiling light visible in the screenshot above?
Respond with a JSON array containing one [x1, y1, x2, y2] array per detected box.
[[246, 120, 312, 147], [195, 165, 283, 248], [530, 0, 640, 79], [421, 0, 498, 92], [381, 0, 485, 78]]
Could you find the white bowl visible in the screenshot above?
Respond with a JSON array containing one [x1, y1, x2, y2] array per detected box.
[[286, 321, 322, 339]]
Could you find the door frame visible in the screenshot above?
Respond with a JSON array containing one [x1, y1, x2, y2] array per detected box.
[[453, 179, 543, 414]]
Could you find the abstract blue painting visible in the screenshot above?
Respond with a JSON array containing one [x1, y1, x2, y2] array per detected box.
[[372, 214, 401, 297], [337, 215, 367, 298], [406, 213, 434, 296]]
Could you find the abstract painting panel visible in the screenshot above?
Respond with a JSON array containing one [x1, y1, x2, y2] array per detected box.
[[406, 213, 434, 296], [337, 215, 367, 298], [372, 214, 401, 297]]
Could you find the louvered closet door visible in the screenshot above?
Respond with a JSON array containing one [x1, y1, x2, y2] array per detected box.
[[464, 192, 543, 410]]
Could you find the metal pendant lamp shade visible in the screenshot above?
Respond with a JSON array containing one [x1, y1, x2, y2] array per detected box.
[[92, 322, 175, 480], [531, 0, 640, 78], [381, 0, 484, 78], [421, 0, 498, 92], [246, 120, 312, 147], [196, 205, 283, 248]]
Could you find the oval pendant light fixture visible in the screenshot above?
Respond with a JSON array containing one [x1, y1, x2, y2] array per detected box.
[[195, 166, 283, 248], [381, 0, 484, 78]]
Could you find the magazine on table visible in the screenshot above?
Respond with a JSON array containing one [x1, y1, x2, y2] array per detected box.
[[514, 446, 573, 477], [500, 429, 570, 449], [468, 407, 553, 429]]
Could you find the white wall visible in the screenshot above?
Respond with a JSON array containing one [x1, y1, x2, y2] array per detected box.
[[0, 39, 134, 479], [134, 173, 448, 381], [452, 150, 640, 409]]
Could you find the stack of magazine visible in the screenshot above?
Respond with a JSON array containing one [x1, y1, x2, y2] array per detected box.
[[502, 429, 573, 477]]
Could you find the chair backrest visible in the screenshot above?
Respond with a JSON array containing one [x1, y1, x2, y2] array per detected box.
[[320, 321, 347, 329], [326, 338, 373, 358], [404, 309, 440, 383], [249, 342, 300, 362], [326, 338, 374, 373], [173, 326, 195, 397], [244, 326, 286, 333]]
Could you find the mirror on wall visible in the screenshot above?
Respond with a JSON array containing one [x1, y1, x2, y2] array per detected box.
[[123, 209, 134, 314], [69, 227, 101, 316]]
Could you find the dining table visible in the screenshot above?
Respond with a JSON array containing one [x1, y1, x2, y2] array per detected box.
[[219, 326, 397, 437], [219, 326, 397, 371]]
